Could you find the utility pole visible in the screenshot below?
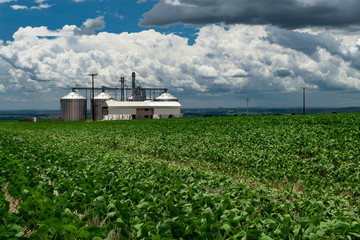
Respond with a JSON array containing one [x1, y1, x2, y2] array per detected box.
[[302, 87, 306, 115], [89, 73, 98, 121], [246, 98, 250, 116]]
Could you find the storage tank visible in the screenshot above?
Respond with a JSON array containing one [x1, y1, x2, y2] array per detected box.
[[60, 91, 87, 121], [154, 92, 178, 102], [94, 91, 112, 121]]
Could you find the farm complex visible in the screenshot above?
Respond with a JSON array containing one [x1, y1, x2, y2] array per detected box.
[[60, 72, 182, 121], [1, 114, 360, 238]]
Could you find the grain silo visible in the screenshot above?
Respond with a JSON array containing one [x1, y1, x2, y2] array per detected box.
[[60, 91, 87, 121], [94, 91, 112, 121], [154, 92, 179, 102]]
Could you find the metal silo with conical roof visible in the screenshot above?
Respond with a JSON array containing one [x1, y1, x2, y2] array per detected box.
[[60, 91, 87, 121], [94, 91, 112, 121], [154, 92, 178, 102]]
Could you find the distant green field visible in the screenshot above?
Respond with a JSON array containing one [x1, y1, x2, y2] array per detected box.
[[1, 114, 360, 239]]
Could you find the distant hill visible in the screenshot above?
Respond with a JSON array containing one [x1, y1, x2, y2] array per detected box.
[[0, 110, 61, 121], [1, 107, 360, 121], [181, 107, 360, 118]]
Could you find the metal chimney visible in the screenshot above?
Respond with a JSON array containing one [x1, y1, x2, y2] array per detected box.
[[132, 72, 136, 89]]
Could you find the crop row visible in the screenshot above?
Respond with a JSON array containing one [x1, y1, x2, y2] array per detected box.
[[1, 114, 360, 239], [6, 114, 360, 194]]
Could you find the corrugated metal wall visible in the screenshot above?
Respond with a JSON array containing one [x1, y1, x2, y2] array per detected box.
[[94, 99, 107, 121], [60, 99, 87, 121]]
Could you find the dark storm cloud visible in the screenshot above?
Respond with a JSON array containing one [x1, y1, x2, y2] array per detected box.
[[74, 16, 105, 35], [275, 69, 292, 78], [265, 26, 360, 72], [265, 27, 342, 56], [140, 0, 360, 29]]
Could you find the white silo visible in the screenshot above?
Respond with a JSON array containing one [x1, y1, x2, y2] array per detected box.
[[153, 92, 181, 118], [60, 91, 87, 121], [94, 91, 112, 121], [154, 92, 179, 102]]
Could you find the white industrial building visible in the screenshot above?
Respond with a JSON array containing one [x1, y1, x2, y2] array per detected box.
[[61, 72, 182, 121], [102, 92, 182, 120]]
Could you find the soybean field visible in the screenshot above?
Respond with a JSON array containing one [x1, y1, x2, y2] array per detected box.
[[1, 114, 360, 239]]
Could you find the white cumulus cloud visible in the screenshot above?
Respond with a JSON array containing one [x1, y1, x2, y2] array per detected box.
[[196, 65, 219, 78], [8, 0, 52, 10], [10, 5, 27, 10], [1, 23, 360, 109], [31, 3, 51, 9]]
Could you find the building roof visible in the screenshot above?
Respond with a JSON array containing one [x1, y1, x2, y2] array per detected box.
[[95, 91, 112, 99], [155, 92, 178, 101], [61, 91, 86, 100], [103, 100, 181, 108]]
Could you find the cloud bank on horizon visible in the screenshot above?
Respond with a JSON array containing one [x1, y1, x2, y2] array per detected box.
[[140, 0, 360, 29], [1, 0, 360, 109], [1, 20, 360, 96]]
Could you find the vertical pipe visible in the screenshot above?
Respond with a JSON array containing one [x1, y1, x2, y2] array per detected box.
[[131, 72, 136, 100], [91, 75, 94, 121], [132, 72, 136, 89], [89, 73, 98, 121], [121, 77, 125, 101]]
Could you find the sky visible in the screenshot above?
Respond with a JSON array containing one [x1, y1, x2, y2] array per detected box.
[[1, 0, 360, 110]]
